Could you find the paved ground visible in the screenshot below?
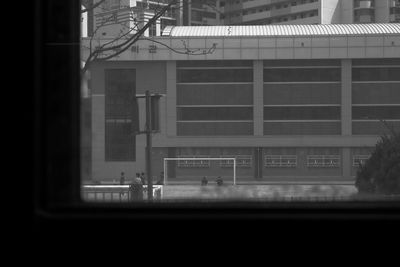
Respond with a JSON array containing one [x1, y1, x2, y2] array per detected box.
[[160, 184, 358, 201], [82, 184, 400, 202]]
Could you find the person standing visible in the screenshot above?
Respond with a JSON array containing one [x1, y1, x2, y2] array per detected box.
[[140, 172, 146, 185], [119, 172, 126, 198], [120, 172, 125, 185], [129, 173, 143, 201]]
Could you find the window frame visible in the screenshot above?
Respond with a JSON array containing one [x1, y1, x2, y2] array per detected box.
[[306, 155, 341, 168], [264, 155, 297, 168], [34, 1, 400, 228]]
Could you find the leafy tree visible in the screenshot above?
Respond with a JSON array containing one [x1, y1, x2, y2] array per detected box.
[[355, 128, 400, 195]]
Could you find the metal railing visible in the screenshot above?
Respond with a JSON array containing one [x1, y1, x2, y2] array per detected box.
[[81, 185, 163, 202]]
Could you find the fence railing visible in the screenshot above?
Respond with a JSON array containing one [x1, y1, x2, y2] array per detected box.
[[82, 185, 163, 202]]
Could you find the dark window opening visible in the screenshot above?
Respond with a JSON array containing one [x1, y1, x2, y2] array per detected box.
[[105, 69, 136, 161]]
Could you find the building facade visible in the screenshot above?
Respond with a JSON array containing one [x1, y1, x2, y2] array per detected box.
[[82, 0, 400, 38], [88, 0, 182, 38], [221, 0, 400, 25], [85, 0, 222, 38], [183, 0, 223, 26], [81, 23, 400, 183]]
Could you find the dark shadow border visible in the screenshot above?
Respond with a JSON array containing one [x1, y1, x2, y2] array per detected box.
[[33, 1, 400, 237]]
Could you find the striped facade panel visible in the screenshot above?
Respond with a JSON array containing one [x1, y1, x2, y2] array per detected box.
[[264, 106, 340, 120], [177, 60, 253, 67], [177, 107, 253, 120], [264, 122, 341, 135], [264, 59, 341, 67], [264, 68, 341, 82], [264, 83, 341, 105], [177, 122, 254, 136], [177, 60, 254, 136], [352, 106, 400, 120], [177, 69, 253, 83], [352, 121, 400, 135], [352, 83, 400, 104], [177, 84, 253, 105]]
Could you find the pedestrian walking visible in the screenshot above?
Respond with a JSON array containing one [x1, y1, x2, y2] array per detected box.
[[201, 176, 208, 186]]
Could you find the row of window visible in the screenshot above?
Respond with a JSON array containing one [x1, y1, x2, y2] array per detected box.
[[228, 10, 318, 24], [176, 67, 400, 83], [174, 155, 370, 168], [191, 10, 217, 22], [353, 0, 375, 8], [177, 69, 253, 83], [176, 121, 400, 136], [176, 106, 400, 121], [177, 155, 253, 168], [177, 107, 253, 121], [179, 60, 395, 68], [226, 0, 318, 17], [352, 68, 400, 82], [178, 84, 254, 105], [264, 106, 340, 120], [264, 68, 341, 82]]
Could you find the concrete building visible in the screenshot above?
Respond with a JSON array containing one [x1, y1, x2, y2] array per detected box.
[[81, 23, 400, 184], [183, 0, 223, 26], [221, 0, 400, 25], [89, 0, 182, 38], [86, 0, 222, 38], [83, 1, 400, 39]]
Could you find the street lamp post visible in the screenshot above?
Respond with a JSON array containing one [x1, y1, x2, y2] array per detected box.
[[145, 90, 153, 201], [134, 90, 162, 201]]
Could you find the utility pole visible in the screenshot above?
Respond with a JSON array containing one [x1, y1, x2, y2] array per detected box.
[[145, 90, 153, 201]]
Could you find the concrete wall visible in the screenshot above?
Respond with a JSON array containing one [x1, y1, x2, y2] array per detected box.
[[321, 0, 341, 24], [375, 0, 390, 22], [340, 0, 354, 23], [82, 33, 400, 62]]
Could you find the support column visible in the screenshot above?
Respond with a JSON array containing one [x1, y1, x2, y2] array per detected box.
[[166, 61, 176, 136], [342, 148, 352, 179], [253, 60, 264, 136], [341, 59, 352, 136], [341, 59, 352, 179]]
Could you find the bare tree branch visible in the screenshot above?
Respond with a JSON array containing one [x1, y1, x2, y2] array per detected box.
[[141, 37, 218, 55], [81, 0, 221, 76]]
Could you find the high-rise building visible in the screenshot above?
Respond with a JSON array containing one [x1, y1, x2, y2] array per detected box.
[[84, 0, 223, 38], [352, 0, 400, 23], [86, 0, 181, 38], [221, 0, 400, 25], [182, 0, 223, 26], [83, 1, 400, 38], [82, 0, 400, 37]]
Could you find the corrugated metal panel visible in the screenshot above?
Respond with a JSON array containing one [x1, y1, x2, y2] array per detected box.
[[161, 25, 174, 36], [164, 24, 400, 37]]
